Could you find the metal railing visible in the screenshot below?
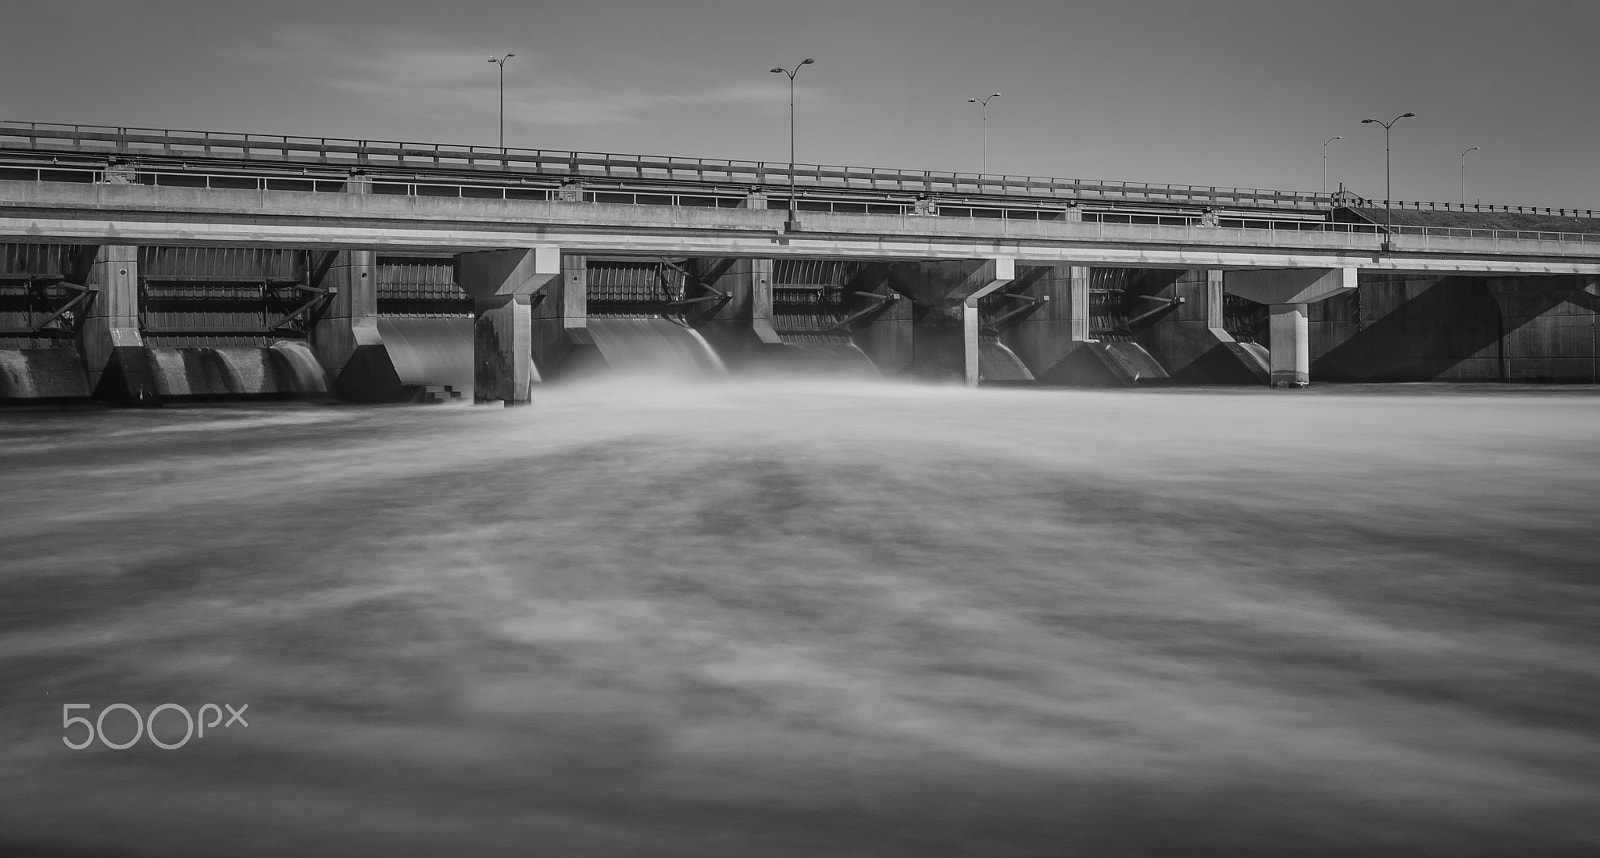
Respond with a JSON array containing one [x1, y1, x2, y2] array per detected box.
[[0, 119, 1340, 211], [3, 162, 1600, 251]]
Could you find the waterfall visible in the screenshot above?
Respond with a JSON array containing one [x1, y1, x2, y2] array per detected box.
[[269, 341, 332, 394]]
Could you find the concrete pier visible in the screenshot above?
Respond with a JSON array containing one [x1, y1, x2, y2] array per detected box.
[[308, 250, 407, 401], [883, 258, 1017, 384], [696, 258, 784, 367], [456, 247, 561, 404], [962, 258, 1016, 385], [1226, 268, 1356, 387], [80, 245, 160, 406]]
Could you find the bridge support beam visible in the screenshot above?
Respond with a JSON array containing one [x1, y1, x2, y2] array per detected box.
[[1226, 267, 1356, 387], [457, 246, 561, 405], [80, 245, 160, 406]]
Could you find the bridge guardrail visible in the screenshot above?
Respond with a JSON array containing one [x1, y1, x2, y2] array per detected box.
[[0, 119, 1340, 212], [3, 162, 1599, 252]]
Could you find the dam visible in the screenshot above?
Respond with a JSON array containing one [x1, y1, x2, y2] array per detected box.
[[1, 119, 1598, 405]]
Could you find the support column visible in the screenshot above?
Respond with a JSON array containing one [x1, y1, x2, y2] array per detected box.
[[1225, 267, 1356, 388], [79, 245, 159, 406], [457, 247, 560, 405], [1069, 265, 1091, 342], [961, 257, 1015, 386], [1267, 303, 1311, 387]]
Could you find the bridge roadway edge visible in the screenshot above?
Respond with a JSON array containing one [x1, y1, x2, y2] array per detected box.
[[2, 182, 1598, 275]]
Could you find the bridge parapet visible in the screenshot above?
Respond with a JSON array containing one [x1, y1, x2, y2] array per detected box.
[[0, 119, 1338, 212]]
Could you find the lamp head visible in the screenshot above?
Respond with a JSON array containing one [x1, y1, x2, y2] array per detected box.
[[1333, 135, 1343, 140], [802, 58, 814, 65], [991, 92, 1002, 98], [968, 98, 978, 103], [1361, 118, 1377, 124], [770, 68, 784, 73], [1401, 112, 1415, 118]]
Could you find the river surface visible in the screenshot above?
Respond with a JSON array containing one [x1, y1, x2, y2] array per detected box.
[[2, 380, 1598, 856]]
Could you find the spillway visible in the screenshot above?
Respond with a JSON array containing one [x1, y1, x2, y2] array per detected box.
[[584, 316, 726, 377], [377, 317, 474, 394], [978, 338, 1034, 382], [778, 333, 879, 376]]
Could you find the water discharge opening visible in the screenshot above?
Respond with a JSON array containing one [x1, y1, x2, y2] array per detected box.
[[583, 316, 727, 378]]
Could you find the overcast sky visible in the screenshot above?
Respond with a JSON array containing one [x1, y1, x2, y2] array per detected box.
[[4, 0, 1596, 209]]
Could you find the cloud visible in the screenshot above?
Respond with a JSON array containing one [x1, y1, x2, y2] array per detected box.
[[246, 30, 789, 130]]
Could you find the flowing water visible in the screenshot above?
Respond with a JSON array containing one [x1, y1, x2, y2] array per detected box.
[[587, 317, 727, 376], [2, 380, 1598, 856]]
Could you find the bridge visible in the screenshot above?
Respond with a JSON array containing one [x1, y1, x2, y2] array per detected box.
[[2, 120, 1598, 404]]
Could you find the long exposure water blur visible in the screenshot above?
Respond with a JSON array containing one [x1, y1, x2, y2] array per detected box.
[[3, 379, 1598, 856]]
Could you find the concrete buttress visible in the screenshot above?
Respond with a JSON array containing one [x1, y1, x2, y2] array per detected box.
[[308, 249, 406, 401], [696, 258, 783, 367], [456, 246, 561, 404], [80, 245, 160, 406]]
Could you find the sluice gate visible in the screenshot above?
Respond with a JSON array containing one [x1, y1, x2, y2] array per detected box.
[[0, 243, 93, 399], [1083, 269, 1173, 385], [375, 256, 473, 401], [769, 260, 882, 376], [566, 259, 728, 378]]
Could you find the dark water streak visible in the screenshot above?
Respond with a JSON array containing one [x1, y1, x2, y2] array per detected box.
[[2, 381, 1598, 856]]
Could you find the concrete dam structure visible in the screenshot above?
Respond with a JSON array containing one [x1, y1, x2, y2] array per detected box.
[[1, 120, 1598, 405]]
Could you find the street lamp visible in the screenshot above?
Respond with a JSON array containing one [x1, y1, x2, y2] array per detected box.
[[1360, 112, 1415, 239], [967, 93, 1002, 174], [1460, 146, 1479, 206], [488, 53, 516, 149], [770, 58, 815, 224], [1322, 135, 1342, 195]]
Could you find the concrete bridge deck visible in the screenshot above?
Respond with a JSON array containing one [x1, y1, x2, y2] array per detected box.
[[3, 174, 1598, 275]]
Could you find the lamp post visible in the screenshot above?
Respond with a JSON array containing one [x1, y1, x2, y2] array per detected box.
[[769, 58, 814, 224], [1322, 135, 1342, 195], [1460, 146, 1479, 206], [488, 53, 516, 149], [1360, 112, 1414, 238], [967, 93, 1002, 174]]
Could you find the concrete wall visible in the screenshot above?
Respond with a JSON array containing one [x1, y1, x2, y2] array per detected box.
[[1308, 274, 1599, 382]]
